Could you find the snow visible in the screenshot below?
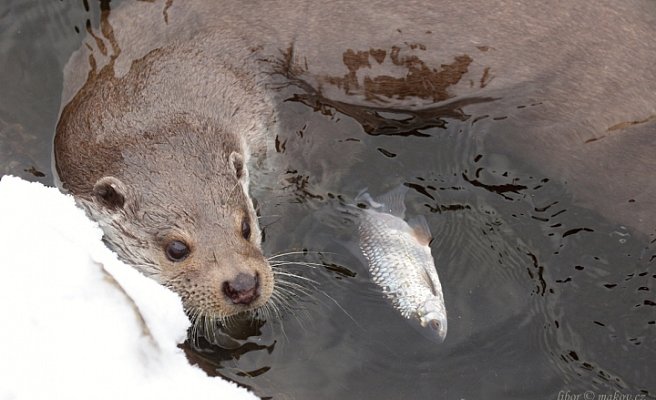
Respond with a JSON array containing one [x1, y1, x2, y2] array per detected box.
[[0, 175, 258, 400]]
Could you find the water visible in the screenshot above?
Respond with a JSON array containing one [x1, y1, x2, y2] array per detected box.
[[1, 2, 654, 399]]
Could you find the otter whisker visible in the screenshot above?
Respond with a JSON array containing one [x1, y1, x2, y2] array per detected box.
[[274, 286, 317, 304], [289, 307, 312, 333], [256, 303, 270, 321], [271, 284, 314, 307], [269, 261, 324, 269], [269, 300, 282, 318], [267, 250, 337, 260], [272, 270, 319, 285], [273, 266, 361, 332], [197, 311, 210, 340], [268, 291, 290, 312], [189, 309, 205, 346], [267, 288, 313, 333], [262, 293, 291, 326], [204, 316, 218, 344], [275, 281, 315, 298], [268, 251, 311, 259], [276, 316, 290, 344], [319, 291, 360, 327], [270, 287, 309, 310], [272, 282, 304, 297], [274, 274, 314, 289], [271, 285, 296, 307]]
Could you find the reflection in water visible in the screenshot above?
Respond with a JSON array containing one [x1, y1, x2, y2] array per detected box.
[[289, 92, 496, 137], [182, 318, 276, 392], [321, 46, 473, 102]]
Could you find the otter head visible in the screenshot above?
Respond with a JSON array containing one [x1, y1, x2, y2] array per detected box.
[[76, 134, 274, 324], [53, 37, 279, 330]]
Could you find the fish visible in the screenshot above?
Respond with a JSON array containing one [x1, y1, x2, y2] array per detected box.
[[355, 185, 447, 342]]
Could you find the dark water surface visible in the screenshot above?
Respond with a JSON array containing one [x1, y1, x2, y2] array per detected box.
[[1, 2, 654, 400]]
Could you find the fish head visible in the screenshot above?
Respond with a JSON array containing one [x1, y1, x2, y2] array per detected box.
[[417, 298, 447, 343]]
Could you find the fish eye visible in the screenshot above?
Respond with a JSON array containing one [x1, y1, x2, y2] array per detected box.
[[429, 320, 440, 331], [241, 218, 251, 240], [165, 240, 190, 262]]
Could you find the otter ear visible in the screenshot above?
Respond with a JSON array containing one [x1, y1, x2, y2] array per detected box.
[[92, 176, 127, 210], [229, 151, 248, 182]]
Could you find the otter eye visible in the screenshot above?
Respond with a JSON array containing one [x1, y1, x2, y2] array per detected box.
[[241, 218, 251, 240], [165, 240, 190, 262]]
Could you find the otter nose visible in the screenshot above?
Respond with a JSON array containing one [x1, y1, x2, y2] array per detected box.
[[222, 273, 260, 305]]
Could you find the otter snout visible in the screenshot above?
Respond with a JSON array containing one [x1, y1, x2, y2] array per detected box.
[[223, 273, 260, 305]]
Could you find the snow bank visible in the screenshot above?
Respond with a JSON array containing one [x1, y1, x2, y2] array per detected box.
[[0, 175, 258, 400]]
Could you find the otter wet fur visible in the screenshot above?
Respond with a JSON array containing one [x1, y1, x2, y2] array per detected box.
[[54, 0, 656, 336]]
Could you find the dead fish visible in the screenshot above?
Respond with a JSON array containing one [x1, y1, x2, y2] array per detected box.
[[356, 185, 447, 342]]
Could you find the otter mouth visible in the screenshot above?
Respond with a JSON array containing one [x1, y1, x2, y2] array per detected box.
[[222, 272, 260, 306], [174, 258, 276, 330]]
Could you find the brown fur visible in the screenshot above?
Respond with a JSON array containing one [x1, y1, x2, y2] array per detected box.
[[55, 24, 277, 319]]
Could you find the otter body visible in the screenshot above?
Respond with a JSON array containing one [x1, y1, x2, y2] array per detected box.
[[55, 0, 656, 320]]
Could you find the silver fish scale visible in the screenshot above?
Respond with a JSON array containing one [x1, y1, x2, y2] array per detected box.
[[358, 210, 438, 319]]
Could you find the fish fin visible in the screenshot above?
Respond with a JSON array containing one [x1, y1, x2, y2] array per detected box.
[[354, 188, 383, 209], [408, 215, 432, 246], [410, 215, 438, 295], [374, 185, 408, 218], [354, 187, 369, 202], [419, 266, 438, 296]]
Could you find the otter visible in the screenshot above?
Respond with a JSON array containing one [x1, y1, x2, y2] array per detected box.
[[54, 0, 656, 323]]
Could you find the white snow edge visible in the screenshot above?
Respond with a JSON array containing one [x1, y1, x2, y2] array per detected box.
[[0, 175, 258, 400]]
